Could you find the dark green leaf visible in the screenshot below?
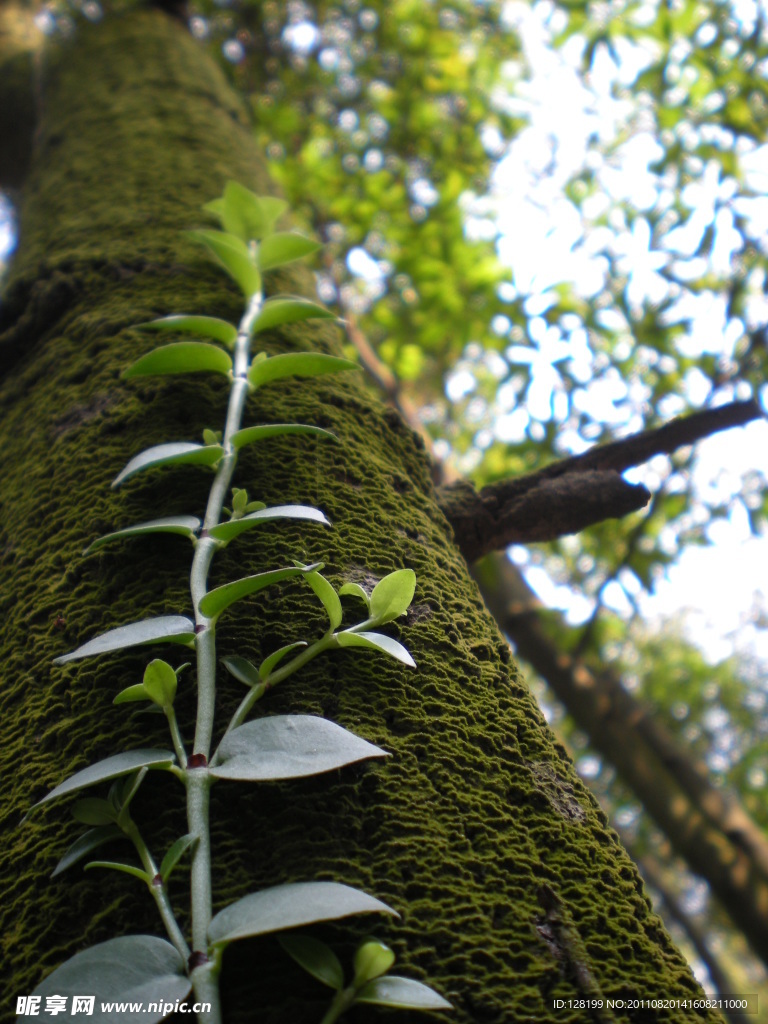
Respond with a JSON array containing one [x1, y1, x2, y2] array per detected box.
[[33, 749, 176, 809], [71, 797, 118, 827], [208, 881, 397, 947], [210, 715, 388, 781], [354, 976, 452, 1010], [84, 516, 200, 554], [231, 423, 338, 449], [279, 934, 344, 990], [139, 314, 238, 348], [370, 569, 416, 625], [222, 655, 261, 687], [209, 505, 330, 543], [124, 343, 232, 379], [258, 232, 322, 271], [258, 641, 307, 680], [112, 443, 223, 488], [85, 860, 151, 883], [32, 936, 190, 1022], [199, 565, 319, 620], [188, 229, 262, 297], [160, 834, 197, 882], [251, 297, 335, 334], [336, 631, 416, 667], [51, 826, 123, 878], [54, 616, 195, 664], [249, 353, 356, 389]]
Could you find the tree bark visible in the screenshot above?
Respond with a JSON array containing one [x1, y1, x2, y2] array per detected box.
[[0, 9, 721, 1022]]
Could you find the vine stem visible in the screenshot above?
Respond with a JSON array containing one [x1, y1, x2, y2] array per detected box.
[[185, 290, 262, 1014]]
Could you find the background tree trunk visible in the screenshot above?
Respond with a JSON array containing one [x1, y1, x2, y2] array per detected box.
[[0, 9, 721, 1021]]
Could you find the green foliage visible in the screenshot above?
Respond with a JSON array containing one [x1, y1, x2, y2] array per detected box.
[[31, 185, 442, 1022]]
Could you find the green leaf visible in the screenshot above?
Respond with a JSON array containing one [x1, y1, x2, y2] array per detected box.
[[336, 631, 416, 667], [142, 659, 177, 707], [208, 882, 397, 947], [71, 797, 118, 826], [304, 570, 342, 629], [258, 231, 322, 271], [84, 516, 200, 554], [249, 353, 357, 389], [85, 860, 151, 883], [278, 934, 344, 990], [33, 749, 176, 809], [51, 826, 123, 878], [54, 616, 195, 664], [354, 976, 452, 1010], [124, 342, 232, 379], [222, 655, 261, 687], [114, 683, 150, 705], [160, 834, 197, 882], [32, 936, 191, 1022], [199, 565, 319, 620], [210, 715, 388, 781], [231, 423, 338, 448], [258, 641, 307, 680], [215, 183, 288, 240], [139, 314, 238, 349], [251, 297, 335, 334], [353, 940, 396, 987], [209, 505, 330, 543], [188, 229, 262, 297], [370, 569, 416, 625], [112, 442, 223, 488], [339, 583, 371, 609]]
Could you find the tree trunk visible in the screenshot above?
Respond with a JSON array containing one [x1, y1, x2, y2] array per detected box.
[[0, 9, 721, 1022]]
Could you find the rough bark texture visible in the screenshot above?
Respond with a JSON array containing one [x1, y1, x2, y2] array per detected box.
[[0, 10, 720, 1023]]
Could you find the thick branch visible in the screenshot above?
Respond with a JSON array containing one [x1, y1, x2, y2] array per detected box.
[[439, 399, 762, 559], [474, 552, 768, 967]]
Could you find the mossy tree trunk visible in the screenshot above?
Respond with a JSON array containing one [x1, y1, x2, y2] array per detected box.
[[0, 9, 720, 1023]]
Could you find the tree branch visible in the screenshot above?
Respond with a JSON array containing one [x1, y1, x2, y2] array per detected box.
[[439, 399, 763, 560]]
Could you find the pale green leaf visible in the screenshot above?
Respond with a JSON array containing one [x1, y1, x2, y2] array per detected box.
[[208, 881, 397, 947], [188, 229, 262, 297], [210, 715, 388, 781], [124, 342, 232, 379], [54, 616, 195, 664], [336, 631, 416, 667], [199, 565, 318, 619], [305, 570, 342, 629], [32, 936, 190, 1022], [139, 314, 238, 348], [114, 684, 150, 705], [251, 297, 335, 334], [209, 505, 329, 543], [370, 569, 416, 625], [33, 749, 176, 809], [143, 659, 177, 707], [231, 423, 338, 448], [339, 583, 371, 609], [258, 231, 322, 271], [84, 516, 200, 554], [112, 442, 223, 488], [354, 976, 452, 1010], [353, 940, 396, 986], [278, 934, 344, 990], [221, 183, 288, 240], [249, 353, 356, 389]]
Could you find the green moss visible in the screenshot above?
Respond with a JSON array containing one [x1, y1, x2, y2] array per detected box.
[[0, 9, 720, 1023]]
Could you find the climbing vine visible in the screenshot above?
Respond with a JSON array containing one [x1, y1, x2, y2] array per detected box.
[[27, 183, 451, 1023]]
